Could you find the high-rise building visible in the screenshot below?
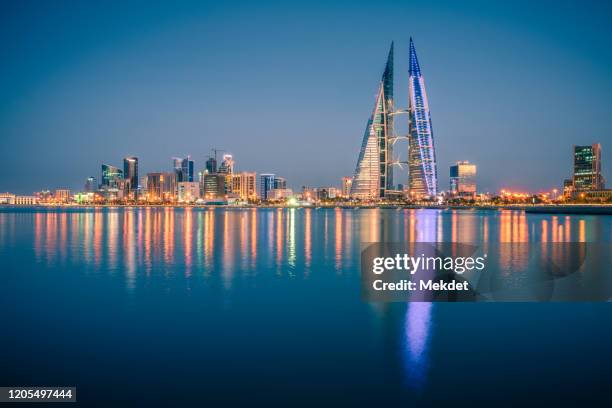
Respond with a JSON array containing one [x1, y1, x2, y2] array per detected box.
[[185, 156, 194, 182], [341, 177, 353, 197], [54, 189, 71, 203], [205, 157, 217, 174], [218, 154, 234, 174], [173, 156, 194, 182], [273, 176, 287, 190], [85, 176, 97, 192], [408, 38, 438, 197], [259, 174, 275, 200], [217, 154, 235, 193], [573, 144, 604, 191], [350, 42, 394, 199], [231, 172, 257, 200], [450, 161, 477, 198], [146, 172, 176, 202], [101, 164, 123, 189], [123, 156, 139, 198], [173, 158, 182, 179], [203, 174, 225, 199]]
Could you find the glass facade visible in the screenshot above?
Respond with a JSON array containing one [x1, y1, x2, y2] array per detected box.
[[350, 43, 394, 199], [85, 176, 97, 192], [450, 161, 477, 197], [123, 156, 139, 197], [146, 172, 176, 201], [573, 144, 604, 191], [205, 157, 217, 174], [259, 174, 275, 200], [174, 156, 194, 182], [407, 38, 438, 197], [101, 164, 123, 189]]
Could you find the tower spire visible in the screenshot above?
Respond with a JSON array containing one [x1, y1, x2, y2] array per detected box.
[[409, 37, 421, 77], [408, 38, 438, 197], [350, 43, 395, 199], [383, 41, 394, 101]]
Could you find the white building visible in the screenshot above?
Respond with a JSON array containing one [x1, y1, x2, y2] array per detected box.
[[177, 182, 200, 203], [0, 193, 16, 205], [271, 188, 294, 200], [15, 196, 37, 205]]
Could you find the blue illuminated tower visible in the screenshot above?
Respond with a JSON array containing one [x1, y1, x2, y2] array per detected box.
[[407, 38, 438, 197]]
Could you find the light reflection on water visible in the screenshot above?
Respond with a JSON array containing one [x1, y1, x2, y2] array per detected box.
[[1, 207, 610, 394]]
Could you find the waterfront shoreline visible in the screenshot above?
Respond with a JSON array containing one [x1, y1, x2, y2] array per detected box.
[[1, 203, 611, 214]]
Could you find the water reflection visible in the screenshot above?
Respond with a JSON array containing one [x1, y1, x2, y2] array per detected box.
[[404, 303, 433, 387], [6, 207, 611, 391], [21, 207, 610, 289]]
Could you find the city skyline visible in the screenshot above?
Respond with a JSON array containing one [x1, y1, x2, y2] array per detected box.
[[1, 1, 612, 194]]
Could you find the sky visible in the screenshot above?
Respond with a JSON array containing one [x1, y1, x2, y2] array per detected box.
[[1, 0, 611, 194]]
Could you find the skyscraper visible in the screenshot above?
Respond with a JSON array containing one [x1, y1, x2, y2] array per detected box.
[[185, 156, 194, 182], [259, 174, 275, 200], [273, 176, 287, 190], [450, 161, 477, 198], [146, 172, 176, 202], [408, 38, 438, 197], [350, 43, 394, 199], [123, 156, 139, 197], [218, 154, 234, 174], [205, 157, 217, 174], [231, 172, 257, 200], [101, 164, 123, 189], [341, 177, 353, 197], [573, 144, 604, 191], [203, 174, 225, 199], [173, 156, 194, 182], [85, 176, 97, 192]]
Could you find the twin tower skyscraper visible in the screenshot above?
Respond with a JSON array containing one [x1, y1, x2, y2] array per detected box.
[[350, 39, 438, 199]]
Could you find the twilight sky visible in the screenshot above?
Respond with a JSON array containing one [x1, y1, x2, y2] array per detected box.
[[1, 0, 611, 194]]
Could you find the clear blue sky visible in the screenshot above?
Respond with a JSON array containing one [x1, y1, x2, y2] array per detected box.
[[1, 0, 611, 194]]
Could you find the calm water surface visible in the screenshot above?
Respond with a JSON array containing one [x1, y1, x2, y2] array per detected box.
[[1, 207, 611, 405]]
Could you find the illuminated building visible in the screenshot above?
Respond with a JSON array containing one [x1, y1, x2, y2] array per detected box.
[[450, 161, 477, 198], [101, 164, 123, 188], [573, 144, 604, 191], [123, 156, 139, 198], [146, 172, 176, 202], [563, 178, 574, 198], [205, 157, 217, 174], [177, 182, 200, 203], [271, 188, 294, 200], [54, 189, 71, 203], [301, 186, 315, 201], [259, 174, 275, 200], [35, 190, 52, 203], [15, 196, 37, 205], [341, 177, 352, 197], [203, 174, 225, 199], [218, 154, 234, 174], [85, 176, 97, 192], [218, 154, 235, 193], [273, 177, 287, 190], [325, 187, 340, 199], [408, 38, 438, 197], [231, 172, 257, 200], [174, 156, 194, 182], [351, 42, 394, 199], [0, 193, 16, 204]]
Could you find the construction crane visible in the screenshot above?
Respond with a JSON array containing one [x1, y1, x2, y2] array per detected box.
[[210, 148, 225, 161]]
